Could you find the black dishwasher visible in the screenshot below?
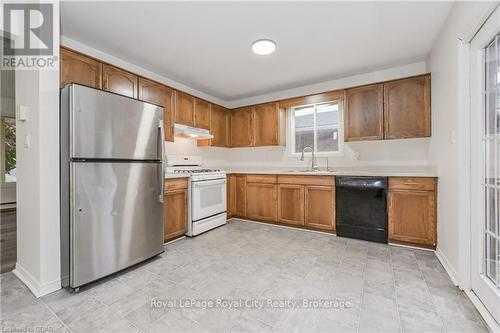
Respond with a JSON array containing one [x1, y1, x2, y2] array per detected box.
[[336, 176, 388, 243]]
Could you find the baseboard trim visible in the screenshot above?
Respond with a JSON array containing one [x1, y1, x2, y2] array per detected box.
[[165, 236, 186, 245], [434, 246, 459, 286], [388, 242, 434, 252], [229, 217, 337, 237], [465, 289, 500, 333], [13, 263, 61, 298]]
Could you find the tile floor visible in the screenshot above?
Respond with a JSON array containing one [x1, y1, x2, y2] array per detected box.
[[0, 220, 488, 333]]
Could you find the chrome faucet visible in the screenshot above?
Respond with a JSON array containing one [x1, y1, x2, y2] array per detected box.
[[300, 146, 319, 171]]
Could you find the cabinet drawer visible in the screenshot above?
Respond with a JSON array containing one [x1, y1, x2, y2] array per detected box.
[[278, 175, 335, 186], [165, 178, 188, 191], [246, 174, 277, 184], [389, 177, 436, 191]]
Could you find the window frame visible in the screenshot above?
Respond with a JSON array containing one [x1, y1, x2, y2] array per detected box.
[[287, 99, 344, 157]]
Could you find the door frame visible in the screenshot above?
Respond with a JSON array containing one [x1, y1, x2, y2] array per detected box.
[[456, 2, 500, 330], [469, 3, 500, 324]]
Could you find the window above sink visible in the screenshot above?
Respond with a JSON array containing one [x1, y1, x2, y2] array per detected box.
[[287, 100, 344, 157]]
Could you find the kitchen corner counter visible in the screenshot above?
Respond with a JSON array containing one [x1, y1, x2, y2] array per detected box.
[[221, 166, 438, 177], [165, 174, 190, 179]]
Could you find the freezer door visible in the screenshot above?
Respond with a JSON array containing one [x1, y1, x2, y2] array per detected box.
[[69, 84, 163, 160], [70, 161, 164, 288]]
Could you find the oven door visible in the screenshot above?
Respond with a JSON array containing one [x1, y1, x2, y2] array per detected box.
[[191, 178, 227, 221]]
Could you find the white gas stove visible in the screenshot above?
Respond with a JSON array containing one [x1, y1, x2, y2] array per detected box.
[[166, 155, 227, 236]]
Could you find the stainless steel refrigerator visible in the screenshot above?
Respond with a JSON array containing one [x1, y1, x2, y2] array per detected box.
[[60, 84, 165, 291]]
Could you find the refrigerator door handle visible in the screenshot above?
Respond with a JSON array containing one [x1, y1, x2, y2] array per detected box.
[[158, 120, 165, 203]]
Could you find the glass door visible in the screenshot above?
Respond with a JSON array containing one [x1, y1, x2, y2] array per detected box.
[[470, 4, 500, 324]]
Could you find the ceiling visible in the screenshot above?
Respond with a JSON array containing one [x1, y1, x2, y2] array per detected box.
[[60, 1, 453, 102]]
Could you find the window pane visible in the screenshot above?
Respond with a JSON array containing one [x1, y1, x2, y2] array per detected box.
[[294, 106, 314, 152], [485, 233, 498, 285], [317, 127, 338, 152], [316, 102, 339, 152], [316, 102, 339, 126], [1, 118, 16, 183], [486, 39, 497, 89], [295, 129, 314, 152]]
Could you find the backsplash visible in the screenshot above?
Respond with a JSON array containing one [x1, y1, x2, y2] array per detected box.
[[165, 137, 431, 168]]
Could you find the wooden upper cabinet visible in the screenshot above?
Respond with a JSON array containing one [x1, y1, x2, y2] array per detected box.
[[102, 64, 138, 98], [305, 186, 335, 231], [384, 75, 431, 139], [345, 84, 384, 141], [175, 91, 195, 126], [277, 184, 304, 226], [60, 48, 102, 89], [210, 105, 229, 147], [231, 107, 254, 147], [194, 98, 211, 130], [254, 102, 279, 146], [138, 78, 175, 142]]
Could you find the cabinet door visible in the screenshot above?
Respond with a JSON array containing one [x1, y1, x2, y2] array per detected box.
[[231, 107, 254, 147], [345, 84, 384, 141], [194, 98, 211, 130], [60, 48, 102, 89], [210, 105, 229, 147], [254, 102, 279, 146], [305, 186, 335, 231], [164, 189, 188, 241], [388, 190, 436, 247], [138, 78, 175, 142], [102, 64, 138, 98], [384, 75, 431, 139], [246, 183, 277, 222], [227, 175, 236, 218], [277, 184, 304, 225], [175, 91, 195, 126], [235, 175, 246, 216]]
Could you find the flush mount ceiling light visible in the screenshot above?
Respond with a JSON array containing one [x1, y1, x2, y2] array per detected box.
[[251, 39, 276, 55]]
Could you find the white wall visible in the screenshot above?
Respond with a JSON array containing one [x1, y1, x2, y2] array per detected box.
[[12, 2, 61, 297], [427, 1, 496, 284]]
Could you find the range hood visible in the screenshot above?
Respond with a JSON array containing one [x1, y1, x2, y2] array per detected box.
[[174, 123, 214, 139]]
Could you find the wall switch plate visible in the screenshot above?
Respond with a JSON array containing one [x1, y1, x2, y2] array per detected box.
[[24, 133, 30, 148], [18, 105, 29, 121]]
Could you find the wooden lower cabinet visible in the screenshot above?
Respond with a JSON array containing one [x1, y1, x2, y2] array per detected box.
[[234, 175, 247, 217], [227, 174, 236, 218], [246, 182, 277, 222], [388, 177, 437, 248], [164, 178, 188, 241], [228, 174, 437, 250], [305, 186, 336, 231], [277, 184, 304, 225]]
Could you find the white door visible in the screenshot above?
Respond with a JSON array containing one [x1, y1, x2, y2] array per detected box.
[[470, 4, 500, 323]]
